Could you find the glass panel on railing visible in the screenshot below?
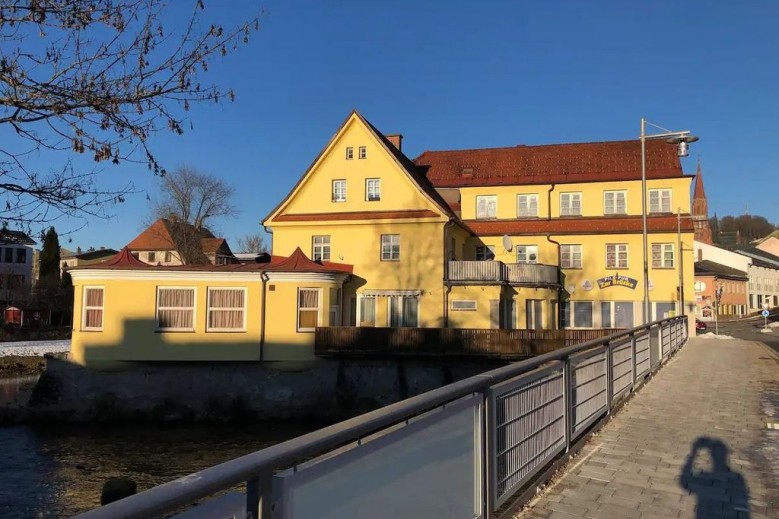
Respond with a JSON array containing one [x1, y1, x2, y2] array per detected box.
[[273, 394, 483, 519]]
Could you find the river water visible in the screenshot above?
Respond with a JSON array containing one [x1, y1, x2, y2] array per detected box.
[[0, 376, 319, 519]]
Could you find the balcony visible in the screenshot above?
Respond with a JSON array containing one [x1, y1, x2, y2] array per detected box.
[[447, 261, 561, 287]]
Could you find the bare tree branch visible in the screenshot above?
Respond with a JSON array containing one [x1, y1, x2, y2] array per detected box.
[[0, 0, 260, 231]]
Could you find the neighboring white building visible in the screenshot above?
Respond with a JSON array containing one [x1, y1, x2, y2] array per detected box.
[[0, 229, 36, 306], [733, 246, 779, 310]]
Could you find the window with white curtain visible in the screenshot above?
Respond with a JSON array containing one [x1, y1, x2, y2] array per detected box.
[[649, 189, 672, 213], [297, 288, 321, 332], [359, 297, 376, 327], [604, 190, 627, 215], [517, 194, 538, 217], [606, 243, 628, 269], [207, 288, 246, 331], [156, 287, 196, 331], [560, 192, 582, 216], [476, 195, 497, 219], [652, 243, 675, 268], [82, 287, 104, 331], [560, 244, 582, 268], [332, 180, 347, 202]]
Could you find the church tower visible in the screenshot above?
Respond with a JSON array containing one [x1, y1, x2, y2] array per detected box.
[[692, 162, 713, 244]]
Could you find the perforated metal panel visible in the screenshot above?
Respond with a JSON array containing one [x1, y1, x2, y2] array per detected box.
[[570, 348, 608, 436], [489, 363, 566, 508]]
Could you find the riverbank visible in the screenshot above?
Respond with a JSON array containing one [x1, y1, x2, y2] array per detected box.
[[0, 356, 46, 378]]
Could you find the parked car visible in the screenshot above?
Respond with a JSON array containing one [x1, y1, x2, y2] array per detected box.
[[695, 319, 708, 333]]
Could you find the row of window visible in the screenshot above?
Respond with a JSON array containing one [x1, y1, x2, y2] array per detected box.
[[345, 146, 367, 160], [562, 301, 677, 328], [475, 189, 673, 219], [332, 178, 381, 202], [475, 243, 675, 269], [82, 286, 248, 332], [0, 247, 27, 264], [312, 234, 400, 262], [749, 278, 779, 292]]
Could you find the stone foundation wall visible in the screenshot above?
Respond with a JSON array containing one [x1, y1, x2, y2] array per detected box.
[[17, 357, 509, 423]]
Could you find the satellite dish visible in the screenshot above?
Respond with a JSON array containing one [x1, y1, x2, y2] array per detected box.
[[502, 234, 513, 252]]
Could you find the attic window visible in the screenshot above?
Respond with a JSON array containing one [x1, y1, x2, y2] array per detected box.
[[461, 168, 474, 177], [346, 147, 354, 160]]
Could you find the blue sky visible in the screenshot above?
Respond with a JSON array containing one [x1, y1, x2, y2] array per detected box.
[[38, 0, 779, 250]]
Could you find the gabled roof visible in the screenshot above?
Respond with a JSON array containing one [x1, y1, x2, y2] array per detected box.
[[200, 238, 230, 255], [263, 110, 456, 225], [126, 219, 178, 250], [0, 228, 35, 246], [413, 139, 684, 188], [694, 260, 748, 280]]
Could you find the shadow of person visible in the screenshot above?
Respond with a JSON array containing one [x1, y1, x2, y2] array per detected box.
[[679, 437, 750, 518]]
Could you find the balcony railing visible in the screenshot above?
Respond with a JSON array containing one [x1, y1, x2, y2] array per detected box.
[[447, 260, 560, 286]]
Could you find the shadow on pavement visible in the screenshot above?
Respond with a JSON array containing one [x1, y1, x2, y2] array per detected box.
[[679, 436, 750, 518]]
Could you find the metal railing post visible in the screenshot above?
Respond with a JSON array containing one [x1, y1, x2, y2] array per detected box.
[[563, 358, 572, 451], [246, 473, 274, 519], [482, 388, 493, 518], [630, 332, 637, 388], [605, 343, 613, 414], [656, 324, 664, 365]]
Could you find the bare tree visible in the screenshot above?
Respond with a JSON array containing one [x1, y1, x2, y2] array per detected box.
[[152, 165, 237, 230], [237, 232, 267, 253], [0, 0, 259, 230]]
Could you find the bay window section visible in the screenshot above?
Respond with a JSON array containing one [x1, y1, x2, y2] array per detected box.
[[297, 288, 321, 332]]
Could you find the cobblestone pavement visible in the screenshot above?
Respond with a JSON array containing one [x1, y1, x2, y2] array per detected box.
[[516, 337, 779, 519]]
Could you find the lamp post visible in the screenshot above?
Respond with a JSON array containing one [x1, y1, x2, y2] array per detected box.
[[640, 119, 698, 324]]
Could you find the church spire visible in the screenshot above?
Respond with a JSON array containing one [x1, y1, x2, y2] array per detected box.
[[692, 161, 713, 245]]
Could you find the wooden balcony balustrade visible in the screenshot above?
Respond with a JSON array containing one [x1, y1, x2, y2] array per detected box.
[[447, 261, 560, 286], [315, 326, 624, 359]]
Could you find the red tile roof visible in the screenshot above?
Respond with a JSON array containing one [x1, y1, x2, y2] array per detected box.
[[200, 237, 227, 254], [693, 163, 706, 200], [126, 219, 177, 250], [71, 247, 353, 274], [100, 247, 151, 267], [414, 140, 684, 187], [465, 215, 694, 235], [272, 209, 441, 222]]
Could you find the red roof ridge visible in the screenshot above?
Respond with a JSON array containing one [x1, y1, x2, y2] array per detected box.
[[101, 247, 150, 267], [266, 247, 353, 274], [416, 139, 646, 157]]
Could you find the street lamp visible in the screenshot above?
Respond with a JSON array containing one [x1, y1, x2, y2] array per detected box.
[[640, 118, 698, 324]]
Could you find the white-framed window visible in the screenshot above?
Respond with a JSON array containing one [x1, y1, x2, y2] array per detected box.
[[517, 194, 539, 217], [359, 296, 376, 327], [312, 235, 331, 262], [601, 301, 634, 329], [156, 287, 196, 331], [516, 245, 538, 264], [366, 178, 381, 201], [649, 189, 672, 213], [345, 147, 353, 160], [476, 195, 497, 219], [388, 296, 419, 327], [606, 243, 628, 269], [358, 146, 367, 159], [297, 288, 321, 332], [451, 300, 477, 311], [560, 192, 582, 216], [381, 234, 400, 261], [560, 244, 582, 269], [207, 288, 246, 332], [476, 245, 496, 261], [652, 243, 675, 268], [604, 190, 627, 215], [82, 286, 104, 331], [332, 180, 347, 202], [570, 301, 593, 328]]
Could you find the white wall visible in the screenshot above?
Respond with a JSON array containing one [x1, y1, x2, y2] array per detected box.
[[693, 241, 751, 271]]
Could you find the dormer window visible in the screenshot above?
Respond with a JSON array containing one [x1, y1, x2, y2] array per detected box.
[[345, 147, 354, 160], [359, 146, 367, 159]]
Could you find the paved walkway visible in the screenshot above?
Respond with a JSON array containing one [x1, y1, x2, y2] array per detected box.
[[516, 337, 779, 519]]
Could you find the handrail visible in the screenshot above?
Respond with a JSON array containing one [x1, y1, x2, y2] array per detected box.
[[74, 316, 688, 519]]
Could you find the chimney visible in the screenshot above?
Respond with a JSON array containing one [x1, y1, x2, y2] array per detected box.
[[697, 248, 702, 262], [386, 134, 403, 152]]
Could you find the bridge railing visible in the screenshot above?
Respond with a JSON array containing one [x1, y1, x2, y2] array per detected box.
[[73, 316, 688, 519]]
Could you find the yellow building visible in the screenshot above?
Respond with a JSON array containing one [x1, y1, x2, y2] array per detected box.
[[69, 110, 695, 366]]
